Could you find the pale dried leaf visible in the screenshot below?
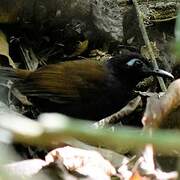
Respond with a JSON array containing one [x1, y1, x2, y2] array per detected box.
[[0, 30, 16, 68], [131, 145, 178, 180], [64, 138, 126, 168], [117, 158, 133, 180], [45, 146, 116, 180], [4, 159, 48, 177]]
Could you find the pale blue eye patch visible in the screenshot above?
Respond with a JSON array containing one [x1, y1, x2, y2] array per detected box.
[[126, 58, 140, 66]]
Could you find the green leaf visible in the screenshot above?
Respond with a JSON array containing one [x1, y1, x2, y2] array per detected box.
[[175, 11, 180, 57]]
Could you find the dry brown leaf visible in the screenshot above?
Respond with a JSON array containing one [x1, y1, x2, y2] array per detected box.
[[45, 146, 116, 180], [142, 79, 180, 128]]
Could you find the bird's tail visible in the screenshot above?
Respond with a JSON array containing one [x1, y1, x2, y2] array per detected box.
[[0, 67, 33, 106], [0, 67, 30, 81]]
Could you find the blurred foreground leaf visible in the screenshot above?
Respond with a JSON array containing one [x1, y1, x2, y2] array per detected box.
[[2, 112, 180, 155], [175, 11, 180, 58]]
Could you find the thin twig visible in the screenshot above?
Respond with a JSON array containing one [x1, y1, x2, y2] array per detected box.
[[94, 96, 142, 128], [132, 0, 167, 91]]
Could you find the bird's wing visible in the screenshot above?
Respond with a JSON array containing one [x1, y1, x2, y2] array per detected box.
[[17, 60, 108, 104]]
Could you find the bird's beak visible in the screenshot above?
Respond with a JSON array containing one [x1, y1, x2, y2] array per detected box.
[[145, 68, 174, 79], [151, 69, 174, 79]]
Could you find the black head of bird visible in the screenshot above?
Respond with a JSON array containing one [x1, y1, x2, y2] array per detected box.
[[0, 52, 173, 120], [105, 52, 173, 87]]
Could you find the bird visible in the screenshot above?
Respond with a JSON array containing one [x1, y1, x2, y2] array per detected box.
[[0, 52, 173, 120]]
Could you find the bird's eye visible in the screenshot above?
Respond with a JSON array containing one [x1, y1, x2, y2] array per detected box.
[[126, 58, 143, 68]]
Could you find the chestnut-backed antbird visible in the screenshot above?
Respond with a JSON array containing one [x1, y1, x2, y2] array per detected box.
[[0, 52, 173, 120]]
